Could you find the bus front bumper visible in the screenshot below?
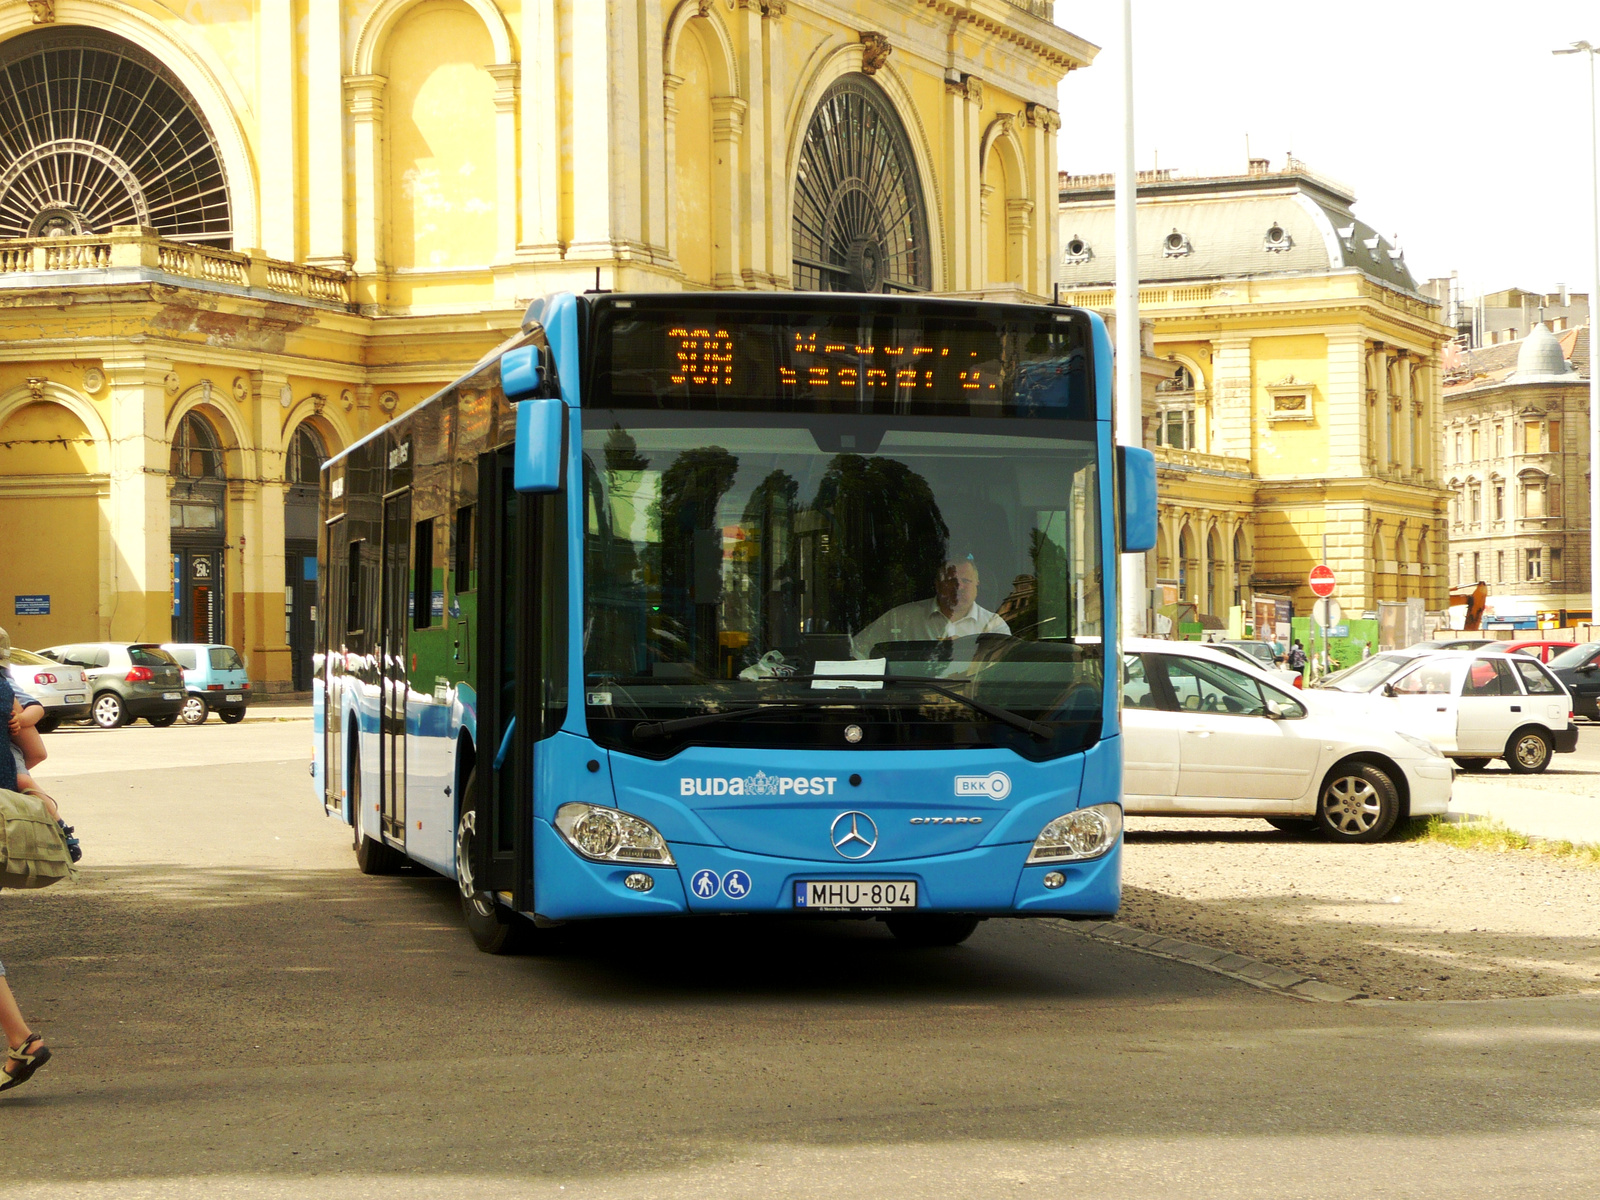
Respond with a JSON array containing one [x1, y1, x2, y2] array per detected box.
[[530, 819, 1121, 922]]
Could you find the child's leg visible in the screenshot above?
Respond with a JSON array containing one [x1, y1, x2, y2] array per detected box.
[[15, 723, 45, 772], [15, 772, 61, 823]]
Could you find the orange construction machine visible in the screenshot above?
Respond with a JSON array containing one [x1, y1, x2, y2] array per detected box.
[[1448, 581, 1488, 631]]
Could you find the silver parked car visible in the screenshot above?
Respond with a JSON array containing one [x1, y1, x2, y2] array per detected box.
[[38, 642, 186, 728], [6, 647, 91, 732]]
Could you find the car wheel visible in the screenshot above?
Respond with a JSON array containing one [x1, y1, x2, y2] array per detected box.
[[1455, 757, 1492, 772], [218, 710, 246, 725], [350, 742, 401, 875], [34, 714, 59, 735], [1506, 728, 1553, 774], [146, 713, 178, 728], [1315, 762, 1400, 843], [1265, 818, 1317, 835], [91, 692, 126, 729], [180, 695, 209, 725], [455, 768, 533, 954], [885, 915, 982, 947]]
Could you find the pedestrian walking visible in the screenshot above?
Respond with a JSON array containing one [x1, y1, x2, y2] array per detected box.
[[0, 627, 64, 1094], [1286, 639, 1307, 671]]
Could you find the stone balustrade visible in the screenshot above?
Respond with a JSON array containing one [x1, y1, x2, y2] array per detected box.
[[1151, 445, 1253, 477], [0, 225, 352, 309]]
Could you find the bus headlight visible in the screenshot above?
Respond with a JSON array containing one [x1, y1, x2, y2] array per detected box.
[[554, 803, 676, 866], [1026, 804, 1122, 864]]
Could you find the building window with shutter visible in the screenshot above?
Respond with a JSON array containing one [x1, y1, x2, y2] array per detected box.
[[1496, 550, 1504, 582], [1524, 479, 1546, 518], [1552, 548, 1564, 581], [1494, 484, 1505, 522], [1549, 419, 1561, 451], [1525, 421, 1542, 455]]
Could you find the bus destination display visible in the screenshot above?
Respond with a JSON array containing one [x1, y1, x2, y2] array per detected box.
[[596, 301, 1090, 416]]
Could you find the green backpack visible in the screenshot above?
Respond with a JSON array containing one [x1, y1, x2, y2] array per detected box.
[[0, 789, 78, 889]]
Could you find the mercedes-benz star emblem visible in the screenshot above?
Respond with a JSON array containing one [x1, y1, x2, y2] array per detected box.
[[830, 811, 878, 859]]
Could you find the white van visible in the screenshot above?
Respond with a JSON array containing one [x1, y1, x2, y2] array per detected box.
[[1366, 651, 1577, 773]]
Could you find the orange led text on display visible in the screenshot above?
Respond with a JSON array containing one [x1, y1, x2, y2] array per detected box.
[[779, 334, 995, 391], [668, 327, 735, 387]]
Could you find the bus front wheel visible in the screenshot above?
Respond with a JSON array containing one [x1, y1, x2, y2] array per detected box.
[[455, 769, 532, 954], [885, 914, 981, 948]]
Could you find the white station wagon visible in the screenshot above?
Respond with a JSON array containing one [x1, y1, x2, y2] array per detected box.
[[1120, 639, 1454, 842], [1342, 650, 1577, 774]]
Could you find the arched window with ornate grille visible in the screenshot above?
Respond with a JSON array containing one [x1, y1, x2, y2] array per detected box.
[[0, 27, 231, 245], [791, 74, 930, 293]]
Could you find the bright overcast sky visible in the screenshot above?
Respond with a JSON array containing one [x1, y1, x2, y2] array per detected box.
[[1056, 1, 1600, 299]]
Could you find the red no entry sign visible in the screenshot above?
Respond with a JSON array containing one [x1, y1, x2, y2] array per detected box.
[[1309, 565, 1336, 598]]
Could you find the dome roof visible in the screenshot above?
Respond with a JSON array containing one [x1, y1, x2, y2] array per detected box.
[[1510, 324, 1575, 381]]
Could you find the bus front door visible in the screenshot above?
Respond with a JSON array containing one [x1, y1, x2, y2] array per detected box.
[[379, 489, 410, 849], [475, 447, 535, 912]]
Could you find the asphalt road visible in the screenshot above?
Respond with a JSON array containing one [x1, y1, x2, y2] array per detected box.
[[5, 721, 1600, 1199]]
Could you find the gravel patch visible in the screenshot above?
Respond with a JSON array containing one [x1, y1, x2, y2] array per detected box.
[[1119, 818, 1600, 1002]]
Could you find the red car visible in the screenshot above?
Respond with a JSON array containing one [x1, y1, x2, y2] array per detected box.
[[1507, 640, 1578, 664]]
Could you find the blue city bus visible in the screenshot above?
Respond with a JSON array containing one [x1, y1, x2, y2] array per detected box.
[[313, 291, 1156, 952]]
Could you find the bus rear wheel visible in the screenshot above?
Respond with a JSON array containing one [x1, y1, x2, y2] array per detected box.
[[885, 914, 981, 948], [455, 769, 532, 954]]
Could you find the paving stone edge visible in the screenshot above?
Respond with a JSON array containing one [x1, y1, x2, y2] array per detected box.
[[1050, 919, 1359, 1003]]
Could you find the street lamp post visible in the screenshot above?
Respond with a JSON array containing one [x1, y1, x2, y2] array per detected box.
[[1115, 0, 1144, 638], [1553, 40, 1600, 625]]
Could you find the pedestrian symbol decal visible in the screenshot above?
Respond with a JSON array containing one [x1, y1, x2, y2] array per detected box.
[[690, 869, 720, 899], [722, 869, 751, 899]]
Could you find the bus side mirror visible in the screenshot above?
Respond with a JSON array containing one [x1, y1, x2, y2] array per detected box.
[[513, 396, 564, 493], [1117, 445, 1157, 553], [501, 344, 545, 400]]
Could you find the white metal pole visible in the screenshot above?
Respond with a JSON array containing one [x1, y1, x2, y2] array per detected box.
[[1587, 48, 1600, 628], [1115, 0, 1144, 638], [1557, 41, 1600, 628]]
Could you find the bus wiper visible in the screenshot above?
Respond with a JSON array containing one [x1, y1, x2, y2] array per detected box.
[[632, 703, 807, 739], [785, 675, 1055, 739]]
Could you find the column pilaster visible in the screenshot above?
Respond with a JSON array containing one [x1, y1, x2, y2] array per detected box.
[[710, 96, 747, 287], [306, 1, 346, 267], [1210, 337, 1253, 461], [520, 0, 562, 259], [487, 64, 522, 264], [103, 356, 172, 643], [345, 75, 388, 310]]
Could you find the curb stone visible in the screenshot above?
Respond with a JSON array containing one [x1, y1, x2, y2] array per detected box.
[[1050, 919, 1360, 1003]]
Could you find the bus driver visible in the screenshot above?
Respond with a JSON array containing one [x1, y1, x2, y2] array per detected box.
[[852, 556, 1011, 659]]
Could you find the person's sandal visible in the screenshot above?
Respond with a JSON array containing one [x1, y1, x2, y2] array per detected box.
[[56, 820, 82, 864], [0, 1033, 50, 1092]]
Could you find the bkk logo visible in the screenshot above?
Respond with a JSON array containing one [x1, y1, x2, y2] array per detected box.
[[954, 771, 1012, 800], [680, 770, 840, 797]]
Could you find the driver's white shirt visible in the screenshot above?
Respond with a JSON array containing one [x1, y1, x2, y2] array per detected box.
[[852, 598, 1010, 658]]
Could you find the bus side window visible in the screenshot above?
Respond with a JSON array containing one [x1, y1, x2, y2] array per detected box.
[[347, 539, 365, 633], [454, 504, 475, 593], [413, 518, 435, 630]]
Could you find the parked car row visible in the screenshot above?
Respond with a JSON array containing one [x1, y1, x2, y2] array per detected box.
[[9, 641, 253, 728], [1121, 640, 1452, 844], [1123, 633, 1591, 845]]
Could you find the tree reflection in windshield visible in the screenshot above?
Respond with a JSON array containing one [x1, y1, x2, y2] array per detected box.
[[582, 413, 1103, 756]]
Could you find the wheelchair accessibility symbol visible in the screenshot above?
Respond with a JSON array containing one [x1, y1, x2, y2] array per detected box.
[[690, 869, 720, 899], [721, 869, 751, 899]]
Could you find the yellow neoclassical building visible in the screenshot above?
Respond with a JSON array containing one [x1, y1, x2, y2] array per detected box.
[[1058, 160, 1455, 627], [0, 0, 1089, 692]]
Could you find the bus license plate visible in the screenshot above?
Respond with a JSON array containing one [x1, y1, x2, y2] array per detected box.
[[796, 880, 916, 910]]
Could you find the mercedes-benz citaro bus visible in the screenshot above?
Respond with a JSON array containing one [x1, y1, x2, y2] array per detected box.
[[313, 291, 1156, 952]]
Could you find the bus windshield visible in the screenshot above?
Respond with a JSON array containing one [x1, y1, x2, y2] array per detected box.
[[582, 411, 1103, 759]]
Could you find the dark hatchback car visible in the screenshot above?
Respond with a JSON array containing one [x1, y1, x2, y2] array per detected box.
[[1549, 643, 1600, 720], [39, 642, 186, 728]]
